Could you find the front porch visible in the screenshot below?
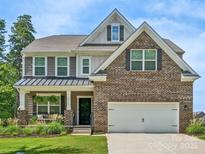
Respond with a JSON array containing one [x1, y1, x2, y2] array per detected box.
[[15, 78, 94, 129]]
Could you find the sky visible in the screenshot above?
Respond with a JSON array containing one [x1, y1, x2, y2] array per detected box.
[[0, 0, 204, 112]]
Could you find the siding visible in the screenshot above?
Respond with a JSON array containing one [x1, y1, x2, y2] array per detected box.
[[86, 15, 133, 44], [70, 57, 76, 77], [47, 57, 55, 76], [77, 56, 108, 78], [24, 57, 32, 76]]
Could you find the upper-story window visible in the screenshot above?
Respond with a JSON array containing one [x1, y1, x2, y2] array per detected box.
[[111, 23, 120, 42], [56, 57, 68, 76], [34, 57, 46, 76], [81, 56, 91, 75], [130, 49, 157, 71]]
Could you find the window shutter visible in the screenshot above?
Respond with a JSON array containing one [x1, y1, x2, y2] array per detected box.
[[157, 49, 162, 70], [120, 25, 124, 41], [107, 25, 111, 41], [61, 96, 65, 114], [125, 49, 130, 70]]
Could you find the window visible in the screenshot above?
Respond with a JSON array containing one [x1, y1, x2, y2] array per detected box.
[[130, 49, 157, 71], [111, 23, 120, 42], [56, 57, 68, 76], [37, 95, 61, 115], [81, 57, 90, 75], [34, 57, 46, 76]]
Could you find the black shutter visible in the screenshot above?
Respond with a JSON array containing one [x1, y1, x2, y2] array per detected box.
[[120, 25, 124, 41], [125, 49, 130, 70], [61, 95, 65, 114], [157, 49, 162, 70], [107, 25, 111, 41]]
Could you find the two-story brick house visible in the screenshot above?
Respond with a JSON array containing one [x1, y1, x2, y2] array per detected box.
[[14, 9, 199, 133]]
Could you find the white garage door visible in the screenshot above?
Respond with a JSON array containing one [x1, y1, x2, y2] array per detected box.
[[108, 102, 179, 133]]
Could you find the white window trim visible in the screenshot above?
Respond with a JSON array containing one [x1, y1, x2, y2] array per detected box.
[[130, 49, 157, 71], [80, 56, 91, 75], [33, 56, 47, 76], [55, 56, 70, 77], [111, 23, 120, 42], [36, 93, 61, 115]]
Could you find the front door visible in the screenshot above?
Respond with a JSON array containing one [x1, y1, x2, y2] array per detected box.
[[79, 98, 91, 125]]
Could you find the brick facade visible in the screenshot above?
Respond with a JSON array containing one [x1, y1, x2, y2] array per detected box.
[[93, 31, 193, 133]]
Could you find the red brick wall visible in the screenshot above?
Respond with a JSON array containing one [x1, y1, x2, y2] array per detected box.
[[93, 31, 193, 133]]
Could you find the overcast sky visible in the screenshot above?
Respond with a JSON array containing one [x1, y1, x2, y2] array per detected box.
[[1, 0, 204, 111]]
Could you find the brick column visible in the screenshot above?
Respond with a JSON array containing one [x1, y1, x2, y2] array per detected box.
[[17, 110, 29, 125], [64, 110, 74, 126]]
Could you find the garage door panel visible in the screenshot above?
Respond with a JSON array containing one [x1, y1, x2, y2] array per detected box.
[[108, 103, 179, 133]]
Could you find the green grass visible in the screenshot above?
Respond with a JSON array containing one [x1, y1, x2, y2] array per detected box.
[[0, 135, 108, 154]]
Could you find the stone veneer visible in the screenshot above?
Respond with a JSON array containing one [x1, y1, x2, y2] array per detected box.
[[93, 31, 193, 133], [64, 110, 74, 126]]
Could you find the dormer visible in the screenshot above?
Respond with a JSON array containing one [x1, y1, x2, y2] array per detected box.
[[80, 9, 135, 46]]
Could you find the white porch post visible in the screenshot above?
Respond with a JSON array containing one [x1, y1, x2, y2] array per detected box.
[[66, 91, 71, 110], [19, 91, 26, 110]]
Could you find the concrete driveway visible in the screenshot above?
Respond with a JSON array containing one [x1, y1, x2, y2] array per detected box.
[[107, 133, 205, 154]]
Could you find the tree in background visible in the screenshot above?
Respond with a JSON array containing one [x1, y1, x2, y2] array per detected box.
[[7, 15, 36, 79], [0, 15, 36, 119], [0, 19, 6, 62], [0, 64, 18, 119]]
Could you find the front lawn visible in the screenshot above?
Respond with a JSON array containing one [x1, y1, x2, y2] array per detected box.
[[0, 135, 107, 154]]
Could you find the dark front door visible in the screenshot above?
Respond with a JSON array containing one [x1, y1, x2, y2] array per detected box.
[[79, 98, 91, 125]]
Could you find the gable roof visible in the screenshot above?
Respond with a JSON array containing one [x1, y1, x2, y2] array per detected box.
[[94, 22, 199, 77], [79, 8, 136, 46]]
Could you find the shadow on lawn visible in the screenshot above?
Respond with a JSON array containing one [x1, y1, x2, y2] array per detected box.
[[4, 145, 87, 154]]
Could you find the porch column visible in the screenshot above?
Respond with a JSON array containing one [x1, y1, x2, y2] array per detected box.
[[19, 91, 26, 110], [66, 90, 71, 110], [17, 90, 29, 125], [64, 90, 73, 126]]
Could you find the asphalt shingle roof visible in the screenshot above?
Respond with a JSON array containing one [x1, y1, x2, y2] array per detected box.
[[22, 35, 185, 54]]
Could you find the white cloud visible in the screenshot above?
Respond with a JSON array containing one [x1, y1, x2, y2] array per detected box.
[[200, 32, 205, 39], [147, 0, 205, 20], [31, 0, 93, 37]]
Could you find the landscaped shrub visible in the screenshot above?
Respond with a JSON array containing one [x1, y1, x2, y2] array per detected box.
[[46, 122, 65, 134], [35, 125, 47, 135], [29, 116, 38, 124], [48, 114, 64, 123], [186, 119, 205, 134], [3, 125, 23, 136], [23, 127, 36, 136], [0, 126, 4, 135]]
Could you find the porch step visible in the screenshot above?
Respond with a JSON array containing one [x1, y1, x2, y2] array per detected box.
[[72, 126, 92, 135]]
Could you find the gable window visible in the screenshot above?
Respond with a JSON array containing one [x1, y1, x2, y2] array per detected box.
[[111, 23, 120, 42], [34, 57, 46, 76], [130, 49, 157, 71], [81, 57, 91, 75], [56, 57, 68, 76]]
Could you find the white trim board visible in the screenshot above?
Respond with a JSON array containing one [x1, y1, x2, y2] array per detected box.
[[94, 22, 199, 78], [80, 8, 136, 46]]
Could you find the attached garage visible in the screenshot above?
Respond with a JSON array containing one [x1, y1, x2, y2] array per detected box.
[[108, 102, 179, 133]]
